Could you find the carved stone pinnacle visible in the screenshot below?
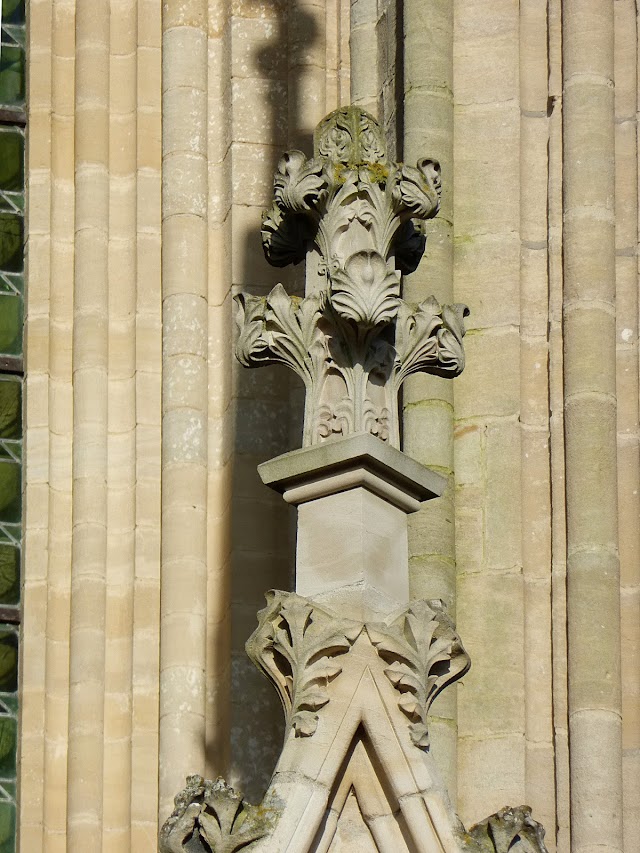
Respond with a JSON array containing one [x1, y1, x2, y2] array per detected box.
[[235, 106, 469, 449]]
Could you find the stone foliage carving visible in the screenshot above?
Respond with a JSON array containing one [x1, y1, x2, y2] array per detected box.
[[462, 806, 549, 853], [367, 600, 471, 749], [236, 106, 469, 448], [159, 775, 278, 853], [246, 591, 362, 737]]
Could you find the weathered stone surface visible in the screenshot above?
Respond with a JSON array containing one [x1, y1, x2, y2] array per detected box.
[[235, 107, 468, 449]]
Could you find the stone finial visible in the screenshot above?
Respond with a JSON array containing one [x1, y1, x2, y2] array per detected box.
[[235, 106, 468, 449]]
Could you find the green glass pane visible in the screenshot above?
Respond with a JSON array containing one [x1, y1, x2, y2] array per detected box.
[[0, 633, 15, 695], [0, 45, 24, 111], [0, 295, 21, 356], [0, 127, 24, 203], [0, 800, 15, 853], [0, 130, 22, 196], [0, 0, 25, 111], [0, 546, 18, 606], [2, 0, 24, 26], [0, 462, 19, 524], [0, 380, 20, 441], [0, 719, 15, 779], [0, 216, 22, 273]]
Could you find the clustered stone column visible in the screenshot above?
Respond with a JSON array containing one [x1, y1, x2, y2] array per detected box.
[[159, 108, 549, 853], [562, 3, 624, 853]]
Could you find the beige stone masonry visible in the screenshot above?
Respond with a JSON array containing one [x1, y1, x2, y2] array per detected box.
[[19, 2, 638, 851]]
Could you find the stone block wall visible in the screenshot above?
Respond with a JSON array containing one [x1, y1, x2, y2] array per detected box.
[[20, 1, 637, 851]]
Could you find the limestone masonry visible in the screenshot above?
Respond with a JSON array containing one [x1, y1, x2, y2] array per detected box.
[[19, 1, 636, 852]]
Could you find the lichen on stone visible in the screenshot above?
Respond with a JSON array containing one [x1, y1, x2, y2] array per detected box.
[[159, 775, 280, 853], [460, 805, 549, 853]]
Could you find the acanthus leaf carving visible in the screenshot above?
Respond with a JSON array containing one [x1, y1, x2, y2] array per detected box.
[[246, 591, 362, 737], [394, 297, 470, 387], [367, 599, 470, 750], [273, 150, 325, 214], [462, 806, 549, 853], [392, 159, 441, 220], [234, 284, 324, 390], [329, 250, 401, 328], [242, 106, 469, 448], [159, 775, 278, 853]]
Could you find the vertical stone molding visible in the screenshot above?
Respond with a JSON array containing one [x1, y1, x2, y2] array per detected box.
[[453, 0, 525, 825], [205, 0, 233, 787], [23, 0, 164, 850], [613, 2, 640, 849], [519, 0, 556, 837], [104, 1, 138, 848], [160, 0, 210, 823], [132, 0, 163, 846], [562, 3, 624, 853], [403, 0, 457, 797], [68, 0, 111, 848], [21, 0, 54, 847], [547, 2, 571, 847], [349, 0, 379, 116]]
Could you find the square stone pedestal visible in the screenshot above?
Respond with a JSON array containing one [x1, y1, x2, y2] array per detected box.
[[259, 433, 446, 620]]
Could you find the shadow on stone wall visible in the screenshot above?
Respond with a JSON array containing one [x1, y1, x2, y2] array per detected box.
[[224, 0, 317, 803]]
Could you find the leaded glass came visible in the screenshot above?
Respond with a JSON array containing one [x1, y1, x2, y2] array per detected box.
[[0, 2, 23, 849]]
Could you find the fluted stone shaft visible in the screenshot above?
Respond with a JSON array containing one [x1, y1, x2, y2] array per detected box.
[[160, 0, 210, 822], [103, 2, 138, 849], [131, 2, 163, 846], [519, 0, 556, 838], [67, 0, 111, 847], [453, 0, 525, 825], [613, 5, 640, 849], [204, 0, 233, 785], [349, 0, 378, 115], [546, 3, 571, 848], [21, 0, 57, 848], [562, 3, 624, 852], [402, 0, 458, 801]]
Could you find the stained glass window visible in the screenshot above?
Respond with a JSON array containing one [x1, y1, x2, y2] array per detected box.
[[0, 1, 24, 849]]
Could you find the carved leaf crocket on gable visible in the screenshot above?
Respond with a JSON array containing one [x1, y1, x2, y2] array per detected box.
[[236, 106, 469, 449]]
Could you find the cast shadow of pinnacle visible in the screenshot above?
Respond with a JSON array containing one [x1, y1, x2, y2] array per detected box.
[[222, 0, 320, 805]]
